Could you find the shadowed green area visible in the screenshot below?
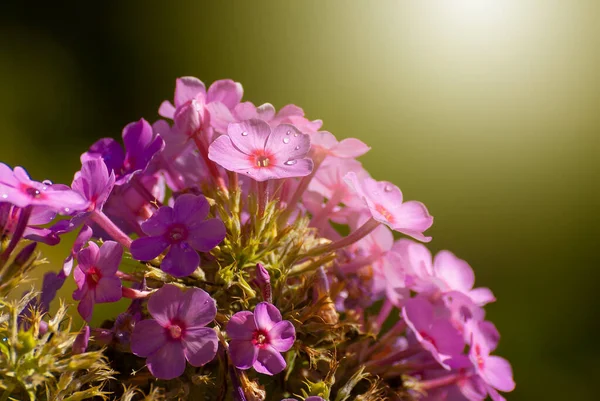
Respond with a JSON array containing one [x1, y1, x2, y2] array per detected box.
[[1, 1, 598, 399]]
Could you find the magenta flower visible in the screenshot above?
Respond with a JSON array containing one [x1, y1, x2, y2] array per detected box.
[[0, 163, 88, 214], [469, 322, 515, 397], [227, 302, 296, 375], [81, 119, 164, 185], [344, 171, 433, 242], [208, 119, 314, 181], [130, 284, 218, 380], [402, 296, 465, 369], [71, 158, 115, 214], [130, 194, 226, 277], [73, 241, 123, 321]]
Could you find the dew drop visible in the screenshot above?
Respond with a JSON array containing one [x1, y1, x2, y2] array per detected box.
[[286, 130, 291, 135], [241, 131, 248, 136], [384, 185, 393, 192], [284, 160, 297, 166], [294, 145, 300, 150], [64, 207, 70, 213], [294, 132, 299, 137], [42, 180, 53, 186], [283, 137, 290, 144], [1, 194, 7, 199]]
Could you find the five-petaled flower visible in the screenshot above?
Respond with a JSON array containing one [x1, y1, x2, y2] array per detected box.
[[208, 119, 313, 181], [130, 284, 219, 380], [73, 241, 123, 321], [227, 302, 296, 375], [130, 193, 226, 277]]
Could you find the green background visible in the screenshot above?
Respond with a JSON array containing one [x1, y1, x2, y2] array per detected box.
[[1, 1, 597, 400]]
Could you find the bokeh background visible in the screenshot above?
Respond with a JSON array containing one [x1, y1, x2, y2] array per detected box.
[[1, 1, 598, 400]]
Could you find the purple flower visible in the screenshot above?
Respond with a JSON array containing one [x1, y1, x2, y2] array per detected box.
[[130, 284, 218, 380], [130, 194, 225, 277], [208, 119, 314, 181], [81, 119, 164, 185], [71, 158, 115, 214], [402, 296, 465, 369], [227, 302, 296, 375], [344, 171, 433, 242], [73, 241, 123, 321], [0, 163, 88, 214]]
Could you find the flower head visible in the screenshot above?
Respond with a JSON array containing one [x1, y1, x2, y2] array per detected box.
[[73, 241, 123, 321], [130, 193, 226, 277], [71, 158, 115, 213], [81, 119, 164, 185], [227, 302, 296, 375], [0, 163, 88, 213], [208, 119, 313, 181], [130, 284, 218, 380], [344, 171, 433, 242]]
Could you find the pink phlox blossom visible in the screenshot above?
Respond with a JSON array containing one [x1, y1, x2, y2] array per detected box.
[[130, 284, 219, 380], [73, 241, 123, 321], [310, 131, 370, 159], [0, 163, 88, 214], [344, 171, 433, 242], [130, 194, 226, 277], [227, 302, 296, 375], [208, 119, 313, 181], [159, 76, 243, 136]]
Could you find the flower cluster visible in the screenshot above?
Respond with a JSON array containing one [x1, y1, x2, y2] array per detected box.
[[0, 76, 514, 401]]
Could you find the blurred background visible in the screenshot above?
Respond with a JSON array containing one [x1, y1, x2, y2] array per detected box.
[[1, 1, 598, 399]]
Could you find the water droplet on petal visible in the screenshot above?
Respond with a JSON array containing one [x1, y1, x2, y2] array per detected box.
[[294, 132, 299, 137], [241, 131, 248, 136], [64, 207, 70, 213], [42, 180, 53, 186], [286, 130, 291, 135], [294, 145, 300, 150], [283, 137, 290, 144], [384, 185, 393, 192], [1, 194, 7, 199], [284, 160, 297, 166]]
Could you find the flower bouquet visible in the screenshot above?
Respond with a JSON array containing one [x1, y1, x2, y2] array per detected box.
[[0, 77, 514, 400]]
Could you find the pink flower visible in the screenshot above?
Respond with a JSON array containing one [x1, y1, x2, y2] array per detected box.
[[227, 302, 296, 375], [130, 284, 219, 380], [234, 102, 322, 134], [208, 119, 313, 181], [344, 171, 433, 242], [310, 131, 370, 159], [402, 296, 465, 369], [0, 163, 88, 214], [73, 241, 123, 321]]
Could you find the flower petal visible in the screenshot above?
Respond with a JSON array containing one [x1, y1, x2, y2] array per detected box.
[[207, 79, 243, 109], [77, 292, 94, 322], [94, 276, 122, 303], [229, 339, 258, 370], [484, 356, 515, 392], [254, 302, 282, 332], [130, 319, 168, 357], [146, 340, 186, 380], [77, 242, 99, 271], [96, 241, 123, 275], [183, 327, 218, 367], [227, 119, 271, 155], [207, 135, 254, 172], [130, 236, 169, 261], [177, 288, 217, 327], [147, 284, 183, 326], [187, 219, 226, 252], [174, 76, 206, 107], [434, 250, 474, 293], [253, 345, 286, 375], [266, 124, 311, 159], [140, 206, 173, 236], [268, 320, 295, 352], [173, 193, 209, 224], [161, 243, 200, 277], [227, 311, 257, 341]]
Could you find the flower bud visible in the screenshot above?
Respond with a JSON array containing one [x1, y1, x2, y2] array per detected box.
[[255, 263, 272, 303], [174, 99, 203, 137]]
